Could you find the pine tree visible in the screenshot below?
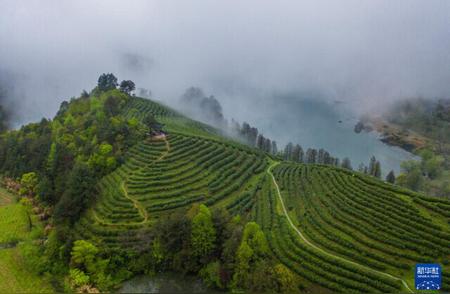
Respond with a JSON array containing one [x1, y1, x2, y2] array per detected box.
[[271, 141, 278, 155], [284, 142, 293, 161], [323, 151, 330, 164], [374, 161, 382, 178], [341, 157, 353, 170], [249, 127, 258, 146], [306, 148, 317, 163], [386, 170, 396, 183], [369, 156, 377, 175], [298, 146, 304, 163], [317, 149, 325, 164], [264, 138, 271, 153], [292, 144, 300, 162]]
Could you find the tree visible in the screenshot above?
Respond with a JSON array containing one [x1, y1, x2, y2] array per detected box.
[[256, 134, 264, 150], [19, 172, 38, 196], [264, 138, 272, 153], [241, 222, 268, 257], [369, 156, 377, 175], [284, 142, 293, 160], [317, 149, 325, 164], [273, 263, 299, 293], [80, 90, 89, 98], [232, 222, 269, 291], [397, 160, 424, 191], [386, 170, 396, 183], [341, 157, 352, 170], [54, 162, 96, 224], [200, 261, 223, 289], [271, 141, 278, 155], [119, 80, 135, 94], [191, 204, 216, 260], [292, 144, 301, 162], [97, 73, 118, 92], [306, 148, 317, 163], [232, 240, 253, 289], [71, 240, 99, 271], [374, 161, 382, 178]]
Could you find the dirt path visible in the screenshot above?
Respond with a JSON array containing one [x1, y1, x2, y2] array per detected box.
[[267, 162, 414, 293], [93, 137, 172, 226], [122, 137, 171, 224], [121, 182, 148, 223]]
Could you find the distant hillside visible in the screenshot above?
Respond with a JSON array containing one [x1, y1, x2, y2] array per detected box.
[[0, 88, 449, 292]]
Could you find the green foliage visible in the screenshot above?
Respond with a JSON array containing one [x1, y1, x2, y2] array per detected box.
[[71, 240, 99, 270], [88, 143, 116, 174], [386, 170, 395, 183], [397, 160, 424, 191], [191, 204, 216, 260], [270, 163, 450, 292], [150, 238, 165, 270], [70, 240, 115, 291], [0, 203, 30, 244], [232, 222, 270, 291], [19, 172, 38, 196], [273, 263, 299, 293], [119, 80, 136, 94], [0, 248, 53, 293], [97, 73, 118, 92], [242, 222, 269, 258], [199, 261, 223, 289], [69, 268, 89, 287], [54, 162, 96, 224]]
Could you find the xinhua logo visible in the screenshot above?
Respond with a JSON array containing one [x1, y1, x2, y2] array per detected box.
[[415, 264, 441, 290]]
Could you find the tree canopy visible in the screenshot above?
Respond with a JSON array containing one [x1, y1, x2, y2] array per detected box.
[[97, 73, 118, 92]]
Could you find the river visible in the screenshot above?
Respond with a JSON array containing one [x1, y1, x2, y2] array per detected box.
[[118, 273, 222, 294], [228, 94, 418, 175]]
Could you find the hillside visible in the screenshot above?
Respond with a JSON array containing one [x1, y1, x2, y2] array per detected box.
[[76, 97, 268, 251], [0, 90, 449, 292], [79, 96, 450, 292]]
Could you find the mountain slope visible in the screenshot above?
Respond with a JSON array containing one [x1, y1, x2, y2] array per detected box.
[[1, 93, 449, 292], [75, 96, 449, 292]]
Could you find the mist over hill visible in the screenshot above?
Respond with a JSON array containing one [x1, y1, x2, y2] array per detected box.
[[1, 0, 450, 127]]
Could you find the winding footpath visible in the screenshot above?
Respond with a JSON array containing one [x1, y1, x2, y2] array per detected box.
[[122, 136, 171, 224], [267, 162, 414, 293], [93, 137, 171, 226]]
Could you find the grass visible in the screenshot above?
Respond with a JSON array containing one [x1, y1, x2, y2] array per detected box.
[[0, 187, 13, 206], [0, 188, 53, 293], [0, 248, 53, 293], [0, 202, 30, 244]]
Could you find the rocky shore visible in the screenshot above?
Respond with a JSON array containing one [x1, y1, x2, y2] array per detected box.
[[354, 116, 427, 153]]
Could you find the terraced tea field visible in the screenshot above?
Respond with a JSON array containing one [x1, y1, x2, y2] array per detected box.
[[77, 96, 450, 292], [268, 163, 450, 292], [77, 99, 268, 250]]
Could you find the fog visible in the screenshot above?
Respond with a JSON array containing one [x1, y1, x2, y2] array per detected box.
[[1, 0, 450, 128]]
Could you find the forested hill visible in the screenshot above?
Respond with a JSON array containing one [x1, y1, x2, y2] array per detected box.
[[0, 82, 449, 293]]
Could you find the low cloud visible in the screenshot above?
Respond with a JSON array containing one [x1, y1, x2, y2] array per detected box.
[[0, 0, 449, 126]]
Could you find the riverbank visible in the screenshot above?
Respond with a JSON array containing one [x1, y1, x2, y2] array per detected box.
[[356, 116, 428, 153]]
